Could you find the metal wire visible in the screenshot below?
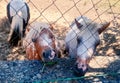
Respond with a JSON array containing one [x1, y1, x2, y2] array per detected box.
[[4, 0, 120, 82]]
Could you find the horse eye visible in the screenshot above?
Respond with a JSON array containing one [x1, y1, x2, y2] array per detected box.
[[82, 64, 84, 67], [50, 35, 54, 39]]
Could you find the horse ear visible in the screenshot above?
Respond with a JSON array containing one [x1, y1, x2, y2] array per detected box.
[[75, 19, 83, 29], [98, 22, 110, 34], [32, 38, 37, 43], [26, 27, 30, 32], [25, 27, 30, 35], [49, 24, 54, 31]]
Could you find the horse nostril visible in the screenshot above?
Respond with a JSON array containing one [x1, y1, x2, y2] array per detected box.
[[42, 49, 52, 58], [82, 64, 84, 67], [42, 49, 56, 62], [43, 51, 49, 58], [43, 52, 46, 58], [73, 64, 88, 77]]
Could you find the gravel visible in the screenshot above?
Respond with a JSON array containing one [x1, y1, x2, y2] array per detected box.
[[0, 58, 120, 83]]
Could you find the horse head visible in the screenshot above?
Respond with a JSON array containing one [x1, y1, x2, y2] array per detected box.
[[65, 16, 110, 76], [23, 22, 58, 62]]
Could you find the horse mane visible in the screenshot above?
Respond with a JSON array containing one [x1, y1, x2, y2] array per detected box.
[[70, 16, 91, 27]]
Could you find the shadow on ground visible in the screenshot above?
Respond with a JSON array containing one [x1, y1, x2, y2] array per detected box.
[[0, 17, 120, 83]]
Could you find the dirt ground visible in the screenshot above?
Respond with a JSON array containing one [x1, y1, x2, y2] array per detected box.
[[0, 0, 120, 82]]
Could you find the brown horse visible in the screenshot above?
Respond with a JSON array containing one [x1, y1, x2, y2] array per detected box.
[[23, 22, 58, 61], [65, 16, 110, 76]]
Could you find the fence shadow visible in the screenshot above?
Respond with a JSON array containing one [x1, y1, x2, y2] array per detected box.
[[96, 26, 120, 57]]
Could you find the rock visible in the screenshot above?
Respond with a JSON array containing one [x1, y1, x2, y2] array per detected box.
[[106, 47, 115, 56], [36, 74, 41, 79]]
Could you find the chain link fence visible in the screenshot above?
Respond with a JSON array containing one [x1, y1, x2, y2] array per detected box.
[[0, 0, 120, 82]]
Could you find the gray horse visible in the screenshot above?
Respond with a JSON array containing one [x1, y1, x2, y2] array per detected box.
[[7, 0, 30, 46], [65, 16, 110, 76]]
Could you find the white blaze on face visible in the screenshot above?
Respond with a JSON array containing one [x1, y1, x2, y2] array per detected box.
[[40, 34, 52, 47], [39, 33, 56, 59]]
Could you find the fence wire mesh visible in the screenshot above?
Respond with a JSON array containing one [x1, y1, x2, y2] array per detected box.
[[0, 0, 120, 82]]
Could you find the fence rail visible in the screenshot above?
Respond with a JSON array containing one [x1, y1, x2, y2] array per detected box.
[[0, 0, 120, 82]]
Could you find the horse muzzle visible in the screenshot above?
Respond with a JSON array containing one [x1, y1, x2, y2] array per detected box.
[[42, 49, 56, 62], [73, 63, 88, 77]]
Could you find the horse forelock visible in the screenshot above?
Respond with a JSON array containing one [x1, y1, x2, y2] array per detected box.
[[70, 16, 91, 27], [70, 16, 99, 33], [24, 22, 56, 48], [70, 16, 100, 41], [39, 28, 56, 49], [33, 22, 55, 39]]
